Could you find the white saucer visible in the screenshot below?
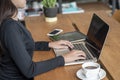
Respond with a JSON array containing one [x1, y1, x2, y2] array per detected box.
[[76, 68, 106, 80]]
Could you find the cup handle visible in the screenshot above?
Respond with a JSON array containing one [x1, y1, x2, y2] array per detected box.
[[81, 68, 87, 75]]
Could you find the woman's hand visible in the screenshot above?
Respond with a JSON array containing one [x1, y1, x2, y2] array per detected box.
[[49, 40, 73, 49], [62, 50, 86, 63], [49, 40, 86, 63]]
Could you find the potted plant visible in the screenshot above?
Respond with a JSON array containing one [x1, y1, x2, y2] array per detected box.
[[42, 0, 58, 22]]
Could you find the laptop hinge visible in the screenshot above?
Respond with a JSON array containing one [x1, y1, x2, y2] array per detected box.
[[85, 42, 100, 59]]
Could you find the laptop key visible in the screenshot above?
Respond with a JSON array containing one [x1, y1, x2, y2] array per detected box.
[[73, 43, 92, 60]]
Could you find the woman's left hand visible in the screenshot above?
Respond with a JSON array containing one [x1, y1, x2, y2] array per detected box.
[[49, 40, 73, 49]]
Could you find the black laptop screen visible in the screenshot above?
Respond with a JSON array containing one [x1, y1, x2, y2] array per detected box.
[[87, 14, 109, 51]]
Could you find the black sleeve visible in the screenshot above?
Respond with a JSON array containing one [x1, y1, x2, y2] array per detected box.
[[3, 22, 65, 78], [34, 41, 51, 51]]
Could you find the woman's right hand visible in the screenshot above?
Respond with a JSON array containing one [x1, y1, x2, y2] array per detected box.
[[62, 50, 86, 63]]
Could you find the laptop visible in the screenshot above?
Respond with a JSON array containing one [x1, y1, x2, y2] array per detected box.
[[52, 14, 109, 65]]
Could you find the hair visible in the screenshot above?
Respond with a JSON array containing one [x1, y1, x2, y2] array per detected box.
[[0, 0, 18, 54]]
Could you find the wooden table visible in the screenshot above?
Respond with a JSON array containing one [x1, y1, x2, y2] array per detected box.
[[25, 11, 120, 80]]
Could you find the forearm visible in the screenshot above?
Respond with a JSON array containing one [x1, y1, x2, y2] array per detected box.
[[35, 41, 51, 51], [32, 56, 65, 76]]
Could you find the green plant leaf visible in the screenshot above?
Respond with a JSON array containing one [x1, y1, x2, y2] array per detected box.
[[42, 0, 57, 8]]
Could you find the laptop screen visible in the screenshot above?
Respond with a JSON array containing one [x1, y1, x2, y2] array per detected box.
[[87, 14, 109, 52]]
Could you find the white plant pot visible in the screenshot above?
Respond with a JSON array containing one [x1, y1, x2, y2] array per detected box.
[[45, 17, 57, 22]]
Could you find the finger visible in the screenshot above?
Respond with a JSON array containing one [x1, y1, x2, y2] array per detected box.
[[79, 53, 86, 59], [59, 40, 68, 45], [58, 45, 68, 49], [64, 41, 74, 48], [59, 40, 74, 49], [78, 54, 86, 57], [74, 55, 86, 61], [75, 50, 86, 58], [78, 56, 86, 59]]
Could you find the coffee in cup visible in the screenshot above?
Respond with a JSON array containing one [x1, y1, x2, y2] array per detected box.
[[82, 62, 100, 79], [85, 66, 98, 69]]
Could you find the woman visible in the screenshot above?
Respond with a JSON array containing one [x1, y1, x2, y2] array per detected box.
[[0, 0, 86, 80]]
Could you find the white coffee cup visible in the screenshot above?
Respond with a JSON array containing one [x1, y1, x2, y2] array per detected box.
[[82, 62, 100, 79]]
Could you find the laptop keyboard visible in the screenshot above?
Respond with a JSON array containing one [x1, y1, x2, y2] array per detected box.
[[72, 43, 93, 60]]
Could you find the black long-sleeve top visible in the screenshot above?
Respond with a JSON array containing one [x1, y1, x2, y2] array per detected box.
[[0, 18, 65, 80]]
